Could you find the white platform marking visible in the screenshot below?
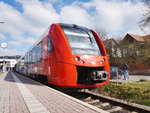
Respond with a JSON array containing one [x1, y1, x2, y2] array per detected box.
[[11, 72, 50, 113]]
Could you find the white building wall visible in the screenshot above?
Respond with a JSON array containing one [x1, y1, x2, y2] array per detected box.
[[0, 58, 18, 68]]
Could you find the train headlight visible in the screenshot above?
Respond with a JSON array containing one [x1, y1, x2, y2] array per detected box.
[[100, 61, 103, 64], [103, 58, 105, 62], [81, 60, 84, 64], [75, 56, 80, 61]]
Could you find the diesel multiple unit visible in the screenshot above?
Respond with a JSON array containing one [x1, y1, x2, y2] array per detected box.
[[15, 23, 110, 88]]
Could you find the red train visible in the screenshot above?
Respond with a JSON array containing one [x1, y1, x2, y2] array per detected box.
[[15, 23, 110, 88]]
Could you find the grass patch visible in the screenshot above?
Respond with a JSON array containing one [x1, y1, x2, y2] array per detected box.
[[98, 79, 150, 106]]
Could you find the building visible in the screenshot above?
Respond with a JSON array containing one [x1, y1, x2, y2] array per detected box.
[[122, 33, 150, 56], [103, 38, 121, 58], [103, 33, 150, 58], [0, 55, 21, 71], [123, 33, 150, 43]]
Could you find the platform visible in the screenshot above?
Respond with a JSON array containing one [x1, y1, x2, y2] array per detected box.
[[0, 72, 108, 113]]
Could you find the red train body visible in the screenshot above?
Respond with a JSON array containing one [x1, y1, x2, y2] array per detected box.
[[16, 23, 110, 88]]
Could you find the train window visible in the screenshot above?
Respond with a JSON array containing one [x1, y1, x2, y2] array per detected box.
[[37, 42, 42, 62], [24, 55, 26, 62], [33, 47, 37, 63], [47, 36, 54, 53], [29, 51, 32, 63], [24, 55, 27, 64], [27, 52, 29, 63], [31, 49, 34, 63], [61, 25, 102, 56]]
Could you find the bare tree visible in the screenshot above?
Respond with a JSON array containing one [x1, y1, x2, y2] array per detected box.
[[95, 28, 108, 40], [140, 0, 150, 33]]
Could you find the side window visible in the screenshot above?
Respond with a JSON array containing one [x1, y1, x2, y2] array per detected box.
[[33, 47, 37, 63], [24, 55, 26, 63], [37, 41, 42, 61], [29, 51, 32, 63], [27, 52, 29, 63], [31, 49, 34, 63], [47, 36, 54, 53], [25, 54, 28, 64]]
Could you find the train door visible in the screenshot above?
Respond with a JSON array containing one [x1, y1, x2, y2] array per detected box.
[[36, 41, 43, 75], [46, 35, 58, 83], [43, 37, 48, 76]]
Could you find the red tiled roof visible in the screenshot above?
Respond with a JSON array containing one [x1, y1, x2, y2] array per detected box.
[[127, 33, 150, 42], [143, 35, 150, 41]]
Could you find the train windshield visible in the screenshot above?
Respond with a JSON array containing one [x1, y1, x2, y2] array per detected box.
[[60, 24, 102, 56]]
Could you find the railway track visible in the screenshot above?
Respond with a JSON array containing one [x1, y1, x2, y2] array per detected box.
[[66, 89, 150, 113]]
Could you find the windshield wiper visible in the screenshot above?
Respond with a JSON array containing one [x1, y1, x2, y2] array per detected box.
[[86, 31, 93, 43], [73, 25, 84, 33], [73, 24, 93, 43]]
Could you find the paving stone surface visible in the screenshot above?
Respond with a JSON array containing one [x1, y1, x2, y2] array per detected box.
[[0, 72, 108, 113]]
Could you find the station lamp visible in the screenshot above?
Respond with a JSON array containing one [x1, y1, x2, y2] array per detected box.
[[1, 42, 8, 72]]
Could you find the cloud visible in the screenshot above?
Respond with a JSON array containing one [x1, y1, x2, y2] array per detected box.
[[8, 37, 36, 47], [23, 37, 36, 44], [15, 0, 60, 35], [0, 0, 146, 56], [0, 0, 144, 38], [0, 2, 25, 37], [0, 48, 24, 56], [0, 33, 6, 40], [8, 41, 22, 46], [0, 0, 59, 56], [82, 0, 144, 36], [60, 5, 92, 28], [58, 0, 144, 37], [94, 0, 124, 30], [0, 0, 59, 40]]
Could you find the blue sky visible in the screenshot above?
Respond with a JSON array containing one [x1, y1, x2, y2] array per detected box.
[[0, 0, 145, 56]]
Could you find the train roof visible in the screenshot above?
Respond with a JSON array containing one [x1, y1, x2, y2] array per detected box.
[[24, 23, 91, 57], [58, 23, 90, 31]]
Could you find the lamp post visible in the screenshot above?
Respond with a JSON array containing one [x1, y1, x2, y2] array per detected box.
[[1, 42, 8, 72], [0, 21, 5, 72]]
